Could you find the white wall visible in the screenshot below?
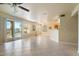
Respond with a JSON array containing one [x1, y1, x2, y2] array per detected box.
[[59, 12, 78, 45], [49, 29, 59, 43], [71, 4, 79, 53]]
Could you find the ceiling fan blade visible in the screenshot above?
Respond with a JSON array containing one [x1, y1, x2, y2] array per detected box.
[[18, 6, 30, 12], [0, 3, 4, 4], [0, 3, 9, 5]]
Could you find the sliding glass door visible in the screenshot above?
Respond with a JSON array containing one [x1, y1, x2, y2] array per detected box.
[[6, 18, 22, 42]]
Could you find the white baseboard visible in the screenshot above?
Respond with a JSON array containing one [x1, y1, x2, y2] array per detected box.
[[59, 41, 77, 45]]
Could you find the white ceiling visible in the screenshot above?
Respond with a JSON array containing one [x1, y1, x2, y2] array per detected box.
[[0, 3, 77, 22]]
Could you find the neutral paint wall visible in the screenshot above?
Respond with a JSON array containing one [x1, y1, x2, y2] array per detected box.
[[0, 16, 2, 44], [78, 11, 79, 52], [0, 16, 5, 44], [59, 12, 78, 44]]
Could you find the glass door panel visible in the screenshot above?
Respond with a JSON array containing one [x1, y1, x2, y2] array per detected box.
[[14, 21, 21, 38], [6, 20, 13, 40]]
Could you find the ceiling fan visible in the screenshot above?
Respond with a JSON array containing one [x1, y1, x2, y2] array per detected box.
[[0, 3, 30, 12]]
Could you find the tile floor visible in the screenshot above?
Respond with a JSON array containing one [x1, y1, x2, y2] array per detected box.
[[0, 33, 78, 56]]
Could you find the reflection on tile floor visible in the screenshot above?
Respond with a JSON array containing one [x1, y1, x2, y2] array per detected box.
[[0, 34, 78, 56]]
